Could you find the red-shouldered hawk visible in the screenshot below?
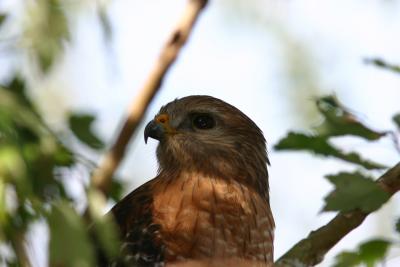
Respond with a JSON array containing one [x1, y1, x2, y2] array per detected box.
[[104, 95, 274, 266]]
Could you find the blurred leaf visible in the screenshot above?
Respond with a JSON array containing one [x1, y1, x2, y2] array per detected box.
[[359, 239, 390, 266], [333, 251, 360, 267], [90, 214, 120, 260], [0, 146, 26, 178], [109, 179, 124, 202], [395, 217, 400, 233], [98, 7, 112, 40], [49, 202, 95, 267], [0, 76, 85, 264], [0, 146, 30, 197], [274, 132, 386, 170], [333, 239, 390, 267], [316, 95, 385, 140], [0, 88, 46, 140], [323, 172, 390, 212], [0, 14, 6, 26], [5, 78, 30, 106], [68, 113, 104, 149], [87, 189, 120, 259], [365, 58, 400, 74], [0, 179, 7, 227], [53, 145, 74, 167], [25, 0, 70, 72], [393, 113, 400, 128], [275, 132, 337, 155], [1, 78, 74, 201]]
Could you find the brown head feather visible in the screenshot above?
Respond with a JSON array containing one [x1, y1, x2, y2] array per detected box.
[[154, 95, 270, 199]]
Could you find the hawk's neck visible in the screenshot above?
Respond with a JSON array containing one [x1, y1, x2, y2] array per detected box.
[[151, 171, 274, 266]]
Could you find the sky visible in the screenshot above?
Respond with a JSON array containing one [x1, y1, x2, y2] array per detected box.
[[1, 0, 400, 266]]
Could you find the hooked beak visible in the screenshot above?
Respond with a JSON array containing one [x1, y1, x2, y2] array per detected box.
[[144, 114, 176, 144], [144, 120, 165, 144]]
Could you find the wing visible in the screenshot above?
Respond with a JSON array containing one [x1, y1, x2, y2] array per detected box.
[[99, 178, 165, 267]]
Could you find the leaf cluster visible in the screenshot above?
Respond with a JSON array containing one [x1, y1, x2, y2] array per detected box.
[[275, 95, 388, 169], [0, 77, 123, 266], [0, 2, 122, 265], [274, 95, 400, 266], [333, 239, 391, 267]]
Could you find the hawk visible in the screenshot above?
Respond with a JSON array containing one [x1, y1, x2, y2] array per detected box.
[[105, 95, 274, 266]]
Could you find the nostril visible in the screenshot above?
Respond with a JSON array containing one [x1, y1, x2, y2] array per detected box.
[[156, 114, 169, 124]]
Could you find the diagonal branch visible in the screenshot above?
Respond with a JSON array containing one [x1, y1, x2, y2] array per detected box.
[[11, 233, 31, 267], [91, 0, 209, 195], [365, 58, 400, 74], [275, 162, 400, 267]]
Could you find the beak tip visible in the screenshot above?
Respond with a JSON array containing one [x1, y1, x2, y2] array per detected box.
[[144, 120, 164, 143]]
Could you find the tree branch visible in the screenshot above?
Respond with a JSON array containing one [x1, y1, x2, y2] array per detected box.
[[275, 162, 400, 267], [11, 233, 31, 267], [365, 58, 400, 74], [91, 0, 209, 195]]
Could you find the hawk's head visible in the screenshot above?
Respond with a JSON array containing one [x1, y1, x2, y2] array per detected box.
[[144, 95, 269, 196]]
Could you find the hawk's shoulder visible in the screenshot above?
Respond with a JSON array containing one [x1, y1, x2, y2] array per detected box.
[[110, 178, 165, 266]]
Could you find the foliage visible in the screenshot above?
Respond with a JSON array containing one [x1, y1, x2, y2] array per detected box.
[[68, 113, 105, 150], [314, 95, 385, 140], [0, 1, 118, 265], [274, 94, 400, 266], [275, 95, 387, 170], [333, 239, 391, 267], [0, 76, 122, 266], [393, 113, 400, 129], [0, 14, 6, 26], [323, 172, 389, 213], [48, 201, 95, 267], [275, 132, 386, 170], [366, 58, 400, 74], [23, 0, 70, 72]]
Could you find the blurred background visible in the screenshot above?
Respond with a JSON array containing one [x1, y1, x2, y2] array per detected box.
[[0, 0, 399, 266]]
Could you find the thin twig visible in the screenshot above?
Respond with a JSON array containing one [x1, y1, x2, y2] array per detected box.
[[275, 162, 400, 267], [91, 0, 209, 195], [11, 233, 32, 267], [365, 58, 400, 74]]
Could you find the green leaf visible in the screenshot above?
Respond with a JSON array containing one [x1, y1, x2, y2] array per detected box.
[[109, 179, 124, 202], [333, 239, 390, 267], [323, 172, 390, 212], [0, 14, 6, 27], [366, 58, 400, 74], [316, 95, 385, 141], [0, 146, 31, 197], [274, 132, 386, 170], [393, 113, 400, 128], [0, 179, 7, 227], [68, 113, 104, 149], [2, 78, 38, 115], [48, 201, 95, 267], [275, 132, 337, 156], [333, 251, 360, 267], [359, 239, 390, 267], [25, 0, 70, 72], [90, 214, 120, 260], [395, 218, 400, 233], [53, 145, 74, 166], [87, 189, 120, 260]]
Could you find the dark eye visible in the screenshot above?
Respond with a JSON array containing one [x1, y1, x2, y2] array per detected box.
[[192, 114, 215, 129]]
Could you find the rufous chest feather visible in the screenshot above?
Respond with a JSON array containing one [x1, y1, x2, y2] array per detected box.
[[151, 173, 274, 265]]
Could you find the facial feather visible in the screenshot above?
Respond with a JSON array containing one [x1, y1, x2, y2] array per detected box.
[[155, 95, 269, 199]]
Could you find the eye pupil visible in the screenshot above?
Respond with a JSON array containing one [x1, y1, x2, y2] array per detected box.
[[193, 114, 215, 129]]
